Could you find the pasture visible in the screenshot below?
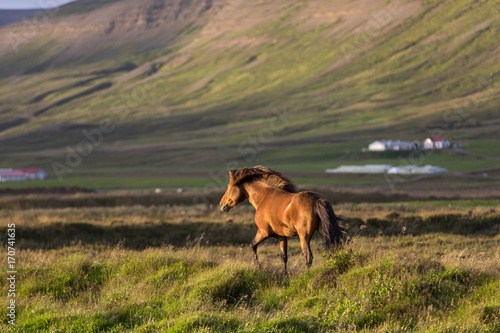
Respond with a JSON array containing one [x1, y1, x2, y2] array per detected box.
[[1, 0, 500, 331], [1, 195, 499, 332]]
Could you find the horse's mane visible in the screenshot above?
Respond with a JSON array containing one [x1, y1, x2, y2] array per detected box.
[[229, 165, 297, 193]]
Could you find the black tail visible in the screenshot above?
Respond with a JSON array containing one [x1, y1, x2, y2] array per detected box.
[[315, 198, 349, 251]]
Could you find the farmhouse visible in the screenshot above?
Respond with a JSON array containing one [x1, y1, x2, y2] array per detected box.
[[368, 140, 420, 151], [423, 137, 450, 149], [0, 168, 47, 182]]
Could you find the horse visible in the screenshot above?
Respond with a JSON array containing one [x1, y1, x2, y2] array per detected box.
[[219, 165, 348, 271]]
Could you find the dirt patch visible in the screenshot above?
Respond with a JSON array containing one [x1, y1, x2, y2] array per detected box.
[[295, 0, 421, 35]]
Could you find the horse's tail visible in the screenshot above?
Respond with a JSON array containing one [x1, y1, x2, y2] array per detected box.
[[315, 198, 350, 251]]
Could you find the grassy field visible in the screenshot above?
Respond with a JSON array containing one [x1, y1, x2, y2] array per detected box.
[[1, 1, 500, 329], [1, 142, 499, 191], [0, 196, 499, 332], [1, 0, 500, 180]]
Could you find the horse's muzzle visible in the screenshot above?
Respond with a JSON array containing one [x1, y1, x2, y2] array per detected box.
[[220, 204, 230, 212]]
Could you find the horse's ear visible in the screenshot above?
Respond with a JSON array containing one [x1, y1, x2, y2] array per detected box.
[[228, 169, 237, 182]]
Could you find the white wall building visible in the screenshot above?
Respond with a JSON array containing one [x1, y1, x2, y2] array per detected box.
[[326, 164, 393, 174], [423, 137, 450, 149], [368, 140, 420, 151], [0, 168, 47, 182], [326, 164, 447, 175], [386, 165, 448, 174]]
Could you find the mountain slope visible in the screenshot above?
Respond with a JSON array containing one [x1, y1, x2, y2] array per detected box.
[[0, 0, 499, 175]]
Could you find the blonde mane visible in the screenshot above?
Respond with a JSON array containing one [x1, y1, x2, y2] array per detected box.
[[229, 165, 297, 193]]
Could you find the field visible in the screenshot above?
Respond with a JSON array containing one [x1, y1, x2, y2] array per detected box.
[[1, 194, 499, 332], [1, 0, 500, 331], [1, 142, 499, 192], [1, 0, 500, 180]]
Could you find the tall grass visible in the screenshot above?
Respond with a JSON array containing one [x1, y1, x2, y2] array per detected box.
[[0, 201, 498, 332]]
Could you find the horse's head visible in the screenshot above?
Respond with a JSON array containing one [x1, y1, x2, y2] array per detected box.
[[220, 170, 246, 212]]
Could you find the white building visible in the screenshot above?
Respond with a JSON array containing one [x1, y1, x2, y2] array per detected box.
[[326, 164, 447, 175], [368, 141, 389, 151], [368, 140, 420, 151], [326, 164, 393, 174], [423, 137, 450, 149], [387, 165, 448, 175], [0, 168, 47, 182]]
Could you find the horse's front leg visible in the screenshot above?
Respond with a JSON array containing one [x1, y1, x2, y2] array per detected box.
[[277, 236, 288, 273], [250, 230, 268, 268]]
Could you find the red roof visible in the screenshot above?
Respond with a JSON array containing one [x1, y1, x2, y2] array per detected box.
[[0, 168, 43, 176], [427, 137, 447, 142]]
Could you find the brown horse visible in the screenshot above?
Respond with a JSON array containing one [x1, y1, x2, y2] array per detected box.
[[219, 165, 347, 270]]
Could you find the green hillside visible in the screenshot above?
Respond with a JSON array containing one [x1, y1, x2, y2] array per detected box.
[[0, 0, 499, 188]]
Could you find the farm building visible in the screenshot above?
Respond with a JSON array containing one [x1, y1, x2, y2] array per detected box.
[[326, 164, 447, 175], [368, 140, 420, 151], [423, 137, 450, 149], [386, 165, 448, 175], [0, 168, 47, 182], [326, 164, 393, 174]]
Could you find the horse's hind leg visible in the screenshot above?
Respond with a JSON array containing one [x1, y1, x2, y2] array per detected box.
[[299, 235, 313, 268], [277, 236, 288, 273], [250, 230, 268, 267]]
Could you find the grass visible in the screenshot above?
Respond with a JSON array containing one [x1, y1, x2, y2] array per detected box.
[[0, 3, 499, 328], [0, 197, 499, 332], [0, 141, 499, 192], [0, 177, 215, 191], [463, 140, 500, 157], [1, 0, 500, 182], [260, 144, 500, 172], [0, 173, 391, 190]]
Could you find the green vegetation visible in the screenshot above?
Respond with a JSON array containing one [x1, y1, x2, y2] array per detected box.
[[0, 176, 214, 191], [0, 0, 499, 330], [0, 142, 499, 191], [0, 0, 499, 185], [0, 199, 499, 332]]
